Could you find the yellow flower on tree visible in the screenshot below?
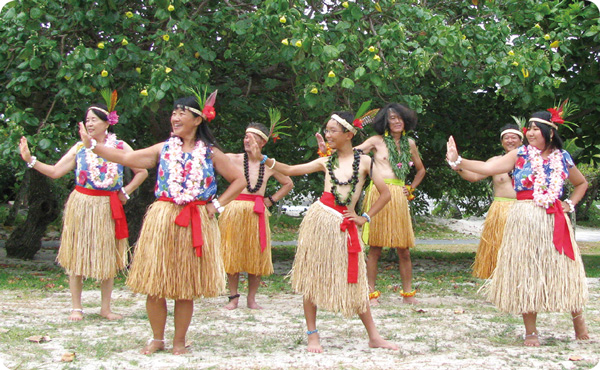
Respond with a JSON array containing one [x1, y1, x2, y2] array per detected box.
[[97, 42, 105, 49], [121, 39, 128, 46], [281, 38, 289, 45], [512, 61, 519, 66], [163, 35, 170, 42], [279, 16, 286, 24], [508, 50, 515, 56], [544, 34, 550, 40], [140, 89, 148, 96], [194, 52, 200, 58], [342, 1, 349, 8], [125, 11, 133, 18], [178, 43, 184, 48], [168, 4, 175, 11], [64, 75, 71, 81], [373, 54, 381, 61], [101, 69, 108, 77], [368, 46, 376, 52], [310, 87, 318, 94], [550, 40, 560, 48], [534, 23, 541, 29], [295, 40, 302, 47], [135, 67, 141, 73], [328, 71, 335, 78], [165, 67, 172, 74], [521, 68, 529, 78]]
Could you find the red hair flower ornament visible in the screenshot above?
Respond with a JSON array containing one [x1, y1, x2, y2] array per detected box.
[[547, 107, 564, 125], [353, 118, 364, 129]]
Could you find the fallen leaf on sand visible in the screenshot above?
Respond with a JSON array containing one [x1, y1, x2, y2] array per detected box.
[[569, 355, 583, 361], [61, 352, 75, 362], [454, 308, 465, 314], [413, 308, 427, 314], [27, 335, 51, 343]]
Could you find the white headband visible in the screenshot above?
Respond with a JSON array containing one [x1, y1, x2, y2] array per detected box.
[[90, 107, 109, 115], [529, 117, 557, 130], [500, 128, 524, 140], [246, 128, 268, 142], [331, 114, 357, 134]]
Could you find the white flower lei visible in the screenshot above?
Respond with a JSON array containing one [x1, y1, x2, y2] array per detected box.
[[528, 145, 565, 209], [85, 133, 119, 188], [166, 136, 208, 205]]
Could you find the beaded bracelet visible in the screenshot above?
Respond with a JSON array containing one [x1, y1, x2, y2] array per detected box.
[[260, 154, 268, 164], [564, 199, 575, 213], [27, 156, 37, 169], [120, 188, 130, 200], [88, 138, 97, 151], [268, 195, 276, 205], [212, 198, 224, 213], [447, 155, 462, 168], [361, 212, 371, 223]]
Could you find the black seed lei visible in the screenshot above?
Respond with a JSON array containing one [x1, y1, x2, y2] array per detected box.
[[326, 149, 360, 206], [244, 152, 265, 193]]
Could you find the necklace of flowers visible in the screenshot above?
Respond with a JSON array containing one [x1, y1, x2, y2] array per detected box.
[[383, 130, 412, 181], [527, 145, 565, 209], [86, 133, 119, 188], [166, 136, 208, 205]]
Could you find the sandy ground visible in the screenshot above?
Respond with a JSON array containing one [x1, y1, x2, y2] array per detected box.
[[1, 218, 599, 370]]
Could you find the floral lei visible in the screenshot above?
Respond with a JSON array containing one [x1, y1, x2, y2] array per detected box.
[[383, 131, 413, 181], [86, 133, 119, 188], [527, 145, 565, 209], [166, 136, 208, 205]]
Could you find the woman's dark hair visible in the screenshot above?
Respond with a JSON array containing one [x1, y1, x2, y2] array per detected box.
[[372, 103, 417, 135], [527, 111, 563, 151], [246, 122, 270, 140], [173, 96, 220, 149]]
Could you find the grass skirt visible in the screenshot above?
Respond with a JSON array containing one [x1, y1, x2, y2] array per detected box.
[[126, 201, 225, 300], [482, 201, 588, 314], [472, 199, 514, 279], [291, 201, 369, 317], [58, 189, 128, 280], [362, 181, 414, 248], [219, 200, 273, 276]]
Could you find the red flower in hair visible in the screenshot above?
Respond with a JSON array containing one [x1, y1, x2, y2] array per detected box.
[[522, 127, 528, 135], [272, 135, 280, 143], [547, 108, 564, 124], [203, 106, 216, 122], [353, 119, 363, 129]]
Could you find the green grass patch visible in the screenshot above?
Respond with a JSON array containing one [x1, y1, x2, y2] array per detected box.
[[270, 213, 302, 241]]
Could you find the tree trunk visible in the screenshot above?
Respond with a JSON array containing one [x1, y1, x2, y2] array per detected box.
[[3, 181, 26, 226], [5, 170, 60, 259]]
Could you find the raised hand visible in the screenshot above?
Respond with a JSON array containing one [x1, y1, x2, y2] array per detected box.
[[446, 136, 459, 163], [78, 122, 92, 148], [315, 132, 327, 153], [246, 134, 262, 161], [19, 136, 32, 163]]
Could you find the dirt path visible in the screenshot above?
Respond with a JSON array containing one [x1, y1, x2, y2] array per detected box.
[[0, 247, 599, 370]]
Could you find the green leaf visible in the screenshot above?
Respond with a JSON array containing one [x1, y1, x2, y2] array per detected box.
[[30, 8, 43, 19], [323, 45, 339, 59], [38, 139, 51, 150], [354, 67, 366, 79], [341, 78, 354, 89], [498, 76, 511, 86]]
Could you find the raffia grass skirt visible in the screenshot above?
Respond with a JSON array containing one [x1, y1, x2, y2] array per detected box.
[[57, 190, 128, 280], [219, 200, 273, 276], [126, 201, 225, 300], [482, 200, 588, 314], [291, 202, 369, 317], [472, 199, 514, 279], [362, 182, 414, 248]]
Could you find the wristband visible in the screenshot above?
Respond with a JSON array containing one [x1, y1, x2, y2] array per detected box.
[[447, 155, 462, 168], [120, 187, 130, 200], [361, 212, 371, 223], [267, 158, 277, 169], [260, 155, 268, 164], [564, 199, 575, 213], [88, 138, 97, 151], [27, 156, 37, 169], [212, 198, 224, 213], [268, 195, 276, 205]]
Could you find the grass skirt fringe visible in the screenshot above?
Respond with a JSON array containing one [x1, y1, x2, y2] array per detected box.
[[58, 190, 128, 280], [126, 201, 225, 300], [219, 200, 273, 276], [362, 182, 414, 248], [472, 199, 514, 279], [482, 201, 588, 314], [291, 202, 368, 317]]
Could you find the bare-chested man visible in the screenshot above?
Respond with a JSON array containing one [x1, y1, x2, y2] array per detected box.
[[219, 122, 293, 310], [455, 123, 523, 278]]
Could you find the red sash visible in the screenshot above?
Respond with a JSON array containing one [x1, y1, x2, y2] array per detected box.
[[158, 197, 208, 257], [319, 192, 361, 283], [75, 186, 128, 240], [235, 194, 267, 252], [517, 190, 574, 260]]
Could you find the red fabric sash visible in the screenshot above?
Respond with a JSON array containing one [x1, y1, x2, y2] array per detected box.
[[158, 197, 208, 257], [235, 194, 267, 252], [517, 190, 575, 260], [319, 192, 361, 284], [75, 186, 128, 240]]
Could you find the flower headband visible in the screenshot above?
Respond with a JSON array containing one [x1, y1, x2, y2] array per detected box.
[[186, 87, 218, 122], [92, 89, 119, 125], [330, 101, 378, 134], [528, 99, 575, 130]]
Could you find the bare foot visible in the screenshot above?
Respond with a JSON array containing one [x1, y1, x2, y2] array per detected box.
[[573, 315, 590, 340], [172, 339, 188, 355], [369, 336, 399, 350], [402, 296, 418, 305], [140, 339, 165, 355], [307, 333, 323, 353], [524, 333, 540, 347], [369, 298, 380, 307], [224, 295, 240, 310], [69, 309, 84, 321], [100, 311, 123, 320], [247, 300, 263, 310]]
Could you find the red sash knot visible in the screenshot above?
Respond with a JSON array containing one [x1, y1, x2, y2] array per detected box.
[[517, 190, 575, 260], [236, 194, 267, 252], [75, 186, 128, 240], [319, 192, 361, 283], [158, 197, 208, 257]]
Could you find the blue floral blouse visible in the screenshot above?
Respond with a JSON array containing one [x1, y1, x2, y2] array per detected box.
[[75, 142, 124, 191], [513, 145, 573, 197]]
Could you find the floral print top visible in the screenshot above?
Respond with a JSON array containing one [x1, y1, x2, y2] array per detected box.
[[154, 140, 217, 200], [513, 145, 573, 197], [75, 142, 124, 191]]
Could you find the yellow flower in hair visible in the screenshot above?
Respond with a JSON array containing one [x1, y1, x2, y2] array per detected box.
[[279, 16, 286, 24], [295, 40, 303, 47], [125, 11, 133, 18], [543, 34, 550, 40], [328, 70, 335, 78], [101, 69, 108, 77], [281, 38, 289, 45], [163, 34, 170, 42], [165, 67, 172, 74], [140, 89, 148, 96], [97, 42, 105, 49], [508, 50, 514, 56], [373, 54, 381, 61], [310, 87, 318, 94], [168, 4, 175, 11], [121, 39, 128, 46], [550, 40, 559, 48]]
